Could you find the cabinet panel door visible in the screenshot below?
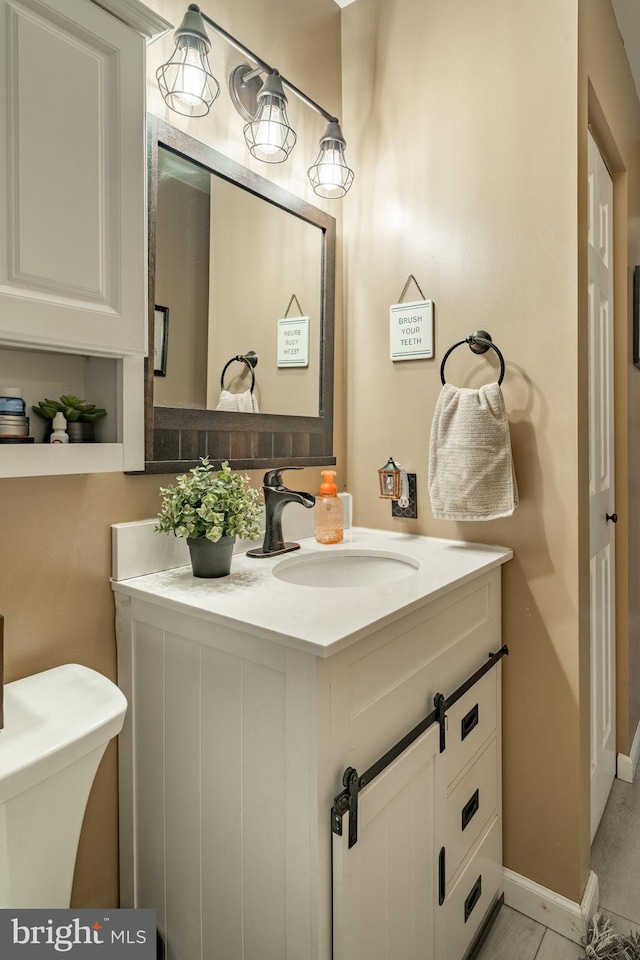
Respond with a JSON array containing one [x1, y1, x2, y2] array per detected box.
[[0, 0, 145, 356], [332, 724, 439, 960]]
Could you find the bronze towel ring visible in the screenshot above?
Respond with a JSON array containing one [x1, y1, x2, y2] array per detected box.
[[440, 331, 505, 386], [220, 351, 258, 393]]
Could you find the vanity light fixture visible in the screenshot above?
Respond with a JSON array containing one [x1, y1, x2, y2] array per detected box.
[[156, 4, 219, 117], [157, 4, 354, 196]]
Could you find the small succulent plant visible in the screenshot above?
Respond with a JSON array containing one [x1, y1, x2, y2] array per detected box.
[[31, 394, 107, 424]]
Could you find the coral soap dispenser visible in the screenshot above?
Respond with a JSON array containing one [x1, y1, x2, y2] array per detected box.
[[314, 470, 344, 544]]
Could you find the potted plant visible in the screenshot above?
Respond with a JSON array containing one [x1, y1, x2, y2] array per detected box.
[[31, 394, 107, 442], [155, 458, 262, 578]]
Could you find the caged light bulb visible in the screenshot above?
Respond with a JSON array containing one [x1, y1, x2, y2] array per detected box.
[[308, 121, 354, 199], [244, 73, 296, 163], [175, 40, 209, 106], [254, 101, 287, 156]]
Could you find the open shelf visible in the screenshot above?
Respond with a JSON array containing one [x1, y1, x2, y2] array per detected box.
[[0, 345, 143, 477]]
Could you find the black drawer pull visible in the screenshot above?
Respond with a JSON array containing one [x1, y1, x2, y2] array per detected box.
[[461, 703, 479, 741], [438, 847, 446, 905], [464, 875, 482, 922], [461, 788, 480, 831]]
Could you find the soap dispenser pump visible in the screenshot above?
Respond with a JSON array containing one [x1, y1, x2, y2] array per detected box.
[[314, 470, 344, 544]]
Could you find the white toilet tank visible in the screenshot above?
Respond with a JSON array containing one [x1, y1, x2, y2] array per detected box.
[[0, 663, 127, 908]]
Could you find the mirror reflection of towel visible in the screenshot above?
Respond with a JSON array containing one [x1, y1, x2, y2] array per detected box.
[[215, 389, 260, 413], [428, 382, 518, 520]]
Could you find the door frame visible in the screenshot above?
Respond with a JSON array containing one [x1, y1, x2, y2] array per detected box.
[[587, 128, 617, 841], [584, 100, 629, 818]]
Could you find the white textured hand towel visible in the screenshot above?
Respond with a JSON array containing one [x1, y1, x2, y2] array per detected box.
[[215, 389, 260, 413], [428, 382, 518, 520]]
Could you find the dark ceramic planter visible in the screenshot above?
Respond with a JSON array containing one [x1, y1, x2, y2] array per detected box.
[[187, 535, 235, 578], [67, 421, 95, 443]]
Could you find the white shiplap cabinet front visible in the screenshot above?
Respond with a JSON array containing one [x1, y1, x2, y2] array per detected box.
[[0, 0, 146, 357], [116, 569, 504, 960]]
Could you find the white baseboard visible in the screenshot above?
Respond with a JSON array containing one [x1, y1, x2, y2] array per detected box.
[[503, 868, 599, 945], [617, 719, 640, 783]]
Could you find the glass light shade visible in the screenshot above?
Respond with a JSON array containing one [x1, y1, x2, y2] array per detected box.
[[244, 74, 296, 163], [156, 6, 220, 118], [308, 121, 354, 199]]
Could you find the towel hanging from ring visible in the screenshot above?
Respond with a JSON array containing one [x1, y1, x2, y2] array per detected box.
[[429, 331, 517, 520], [215, 352, 260, 413]]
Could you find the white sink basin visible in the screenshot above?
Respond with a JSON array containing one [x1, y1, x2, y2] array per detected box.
[[272, 549, 420, 588]]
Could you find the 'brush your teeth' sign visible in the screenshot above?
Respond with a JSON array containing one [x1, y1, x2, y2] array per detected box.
[[389, 300, 434, 361], [277, 317, 309, 367]]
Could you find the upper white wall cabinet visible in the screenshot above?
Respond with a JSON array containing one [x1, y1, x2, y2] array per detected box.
[[0, 0, 163, 357], [0, 0, 169, 477]]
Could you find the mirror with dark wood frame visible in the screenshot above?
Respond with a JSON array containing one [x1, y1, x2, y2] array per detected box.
[[143, 115, 336, 474]]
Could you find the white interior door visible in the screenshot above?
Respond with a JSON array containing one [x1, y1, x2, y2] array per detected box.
[[332, 724, 439, 960], [588, 130, 616, 842]]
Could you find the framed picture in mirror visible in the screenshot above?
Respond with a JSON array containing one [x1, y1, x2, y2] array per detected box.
[[633, 267, 640, 369], [154, 305, 169, 377]]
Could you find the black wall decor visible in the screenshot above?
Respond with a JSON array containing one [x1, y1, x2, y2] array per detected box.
[[633, 266, 640, 369]]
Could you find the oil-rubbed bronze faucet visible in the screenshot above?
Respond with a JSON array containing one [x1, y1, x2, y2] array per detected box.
[[246, 467, 315, 558]]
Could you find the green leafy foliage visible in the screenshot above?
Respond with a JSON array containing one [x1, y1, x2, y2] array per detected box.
[[156, 459, 263, 543], [31, 394, 107, 423]]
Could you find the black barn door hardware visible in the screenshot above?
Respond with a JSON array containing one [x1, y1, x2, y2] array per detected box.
[[435, 692, 447, 752], [464, 875, 482, 922], [438, 847, 446, 905], [461, 789, 480, 831], [461, 703, 479, 741], [331, 645, 508, 847]]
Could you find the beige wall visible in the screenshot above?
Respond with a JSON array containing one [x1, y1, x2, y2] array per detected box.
[[341, 0, 640, 904], [341, 0, 588, 900], [208, 177, 322, 416], [0, 0, 343, 908]]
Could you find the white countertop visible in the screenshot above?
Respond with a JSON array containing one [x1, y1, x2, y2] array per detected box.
[[112, 527, 512, 657]]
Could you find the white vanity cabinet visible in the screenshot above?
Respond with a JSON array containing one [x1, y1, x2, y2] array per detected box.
[[0, 0, 169, 475], [329, 577, 504, 960], [112, 528, 511, 960]]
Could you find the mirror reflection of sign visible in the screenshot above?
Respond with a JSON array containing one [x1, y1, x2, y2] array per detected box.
[[277, 317, 310, 367], [389, 299, 434, 361]]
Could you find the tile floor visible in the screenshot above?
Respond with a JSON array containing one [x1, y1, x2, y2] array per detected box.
[[475, 771, 640, 959]]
